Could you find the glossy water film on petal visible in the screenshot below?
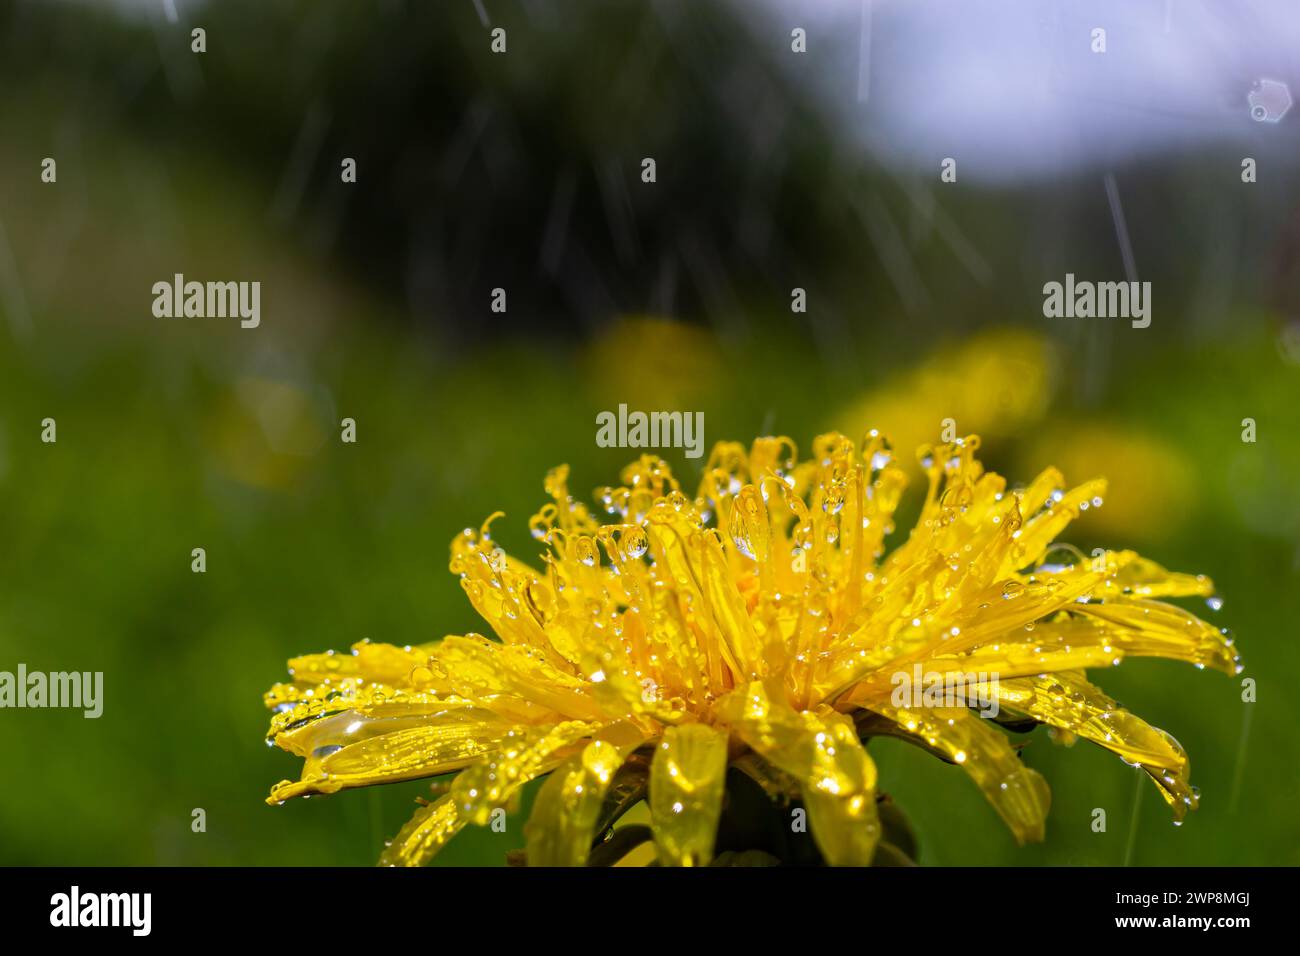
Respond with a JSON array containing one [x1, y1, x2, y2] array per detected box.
[[648, 723, 729, 866]]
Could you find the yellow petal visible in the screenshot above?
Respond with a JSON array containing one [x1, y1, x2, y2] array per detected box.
[[450, 720, 600, 826], [1004, 477, 1108, 573], [378, 794, 464, 867], [801, 729, 880, 866], [644, 509, 750, 687], [1018, 466, 1065, 519], [1103, 551, 1214, 599], [869, 702, 1050, 843], [433, 635, 607, 721], [1070, 599, 1241, 675], [841, 647, 1121, 711], [284, 640, 441, 688], [717, 681, 880, 865], [268, 691, 482, 754], [268, 709, 512, 802], [924, 645, 1120, 681], [524, 722, 646, 866], [648, 723, 729, 866], [450, 525, 580, 666], [993, 673, 1199, 820]]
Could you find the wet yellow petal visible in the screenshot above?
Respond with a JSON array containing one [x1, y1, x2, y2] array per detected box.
[[717, 681, 880, 865], [1070, 599, 1241, 675], [267, 689, 481, 752], [1103, 551, 1214, 599], [583, 652, 691, 726], [644, 508, 752, 686], [938, 645, 1120, 678], [648, 723, 728, 866], [286, 640, 440, 688], [450, 720, 600, 826], [378, 794, 464, 867], [524, 723, 646, 866], [801, 726, 880, 867], [993, 673, 1199, 820], [433, 635, 607, 721], [870, 702, 1051, 843], [450, 521, 584, 667], [268, 709, 513, 802], [842, 647, 1121, 711], [1005, 478, 1108, 573]]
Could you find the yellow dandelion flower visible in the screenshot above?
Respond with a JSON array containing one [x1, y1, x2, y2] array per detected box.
[[1025, 422, 1197, 539], [262, 431, 1241, 867], [834, 329, 1057, 460]]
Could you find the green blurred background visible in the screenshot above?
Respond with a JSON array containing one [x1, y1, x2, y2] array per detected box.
[[0, 0, 1297, 866]]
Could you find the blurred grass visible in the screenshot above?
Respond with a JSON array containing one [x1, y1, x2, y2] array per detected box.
[[2, 93, 1298, 868]]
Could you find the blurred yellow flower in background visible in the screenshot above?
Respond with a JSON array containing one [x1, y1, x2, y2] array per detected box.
[[834, 328, 1056, 461], [584, 316, 725, 411], [262, 429, 1239, 867], [208, 377, 329, 490], [1025, 423, 1197, 541]]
